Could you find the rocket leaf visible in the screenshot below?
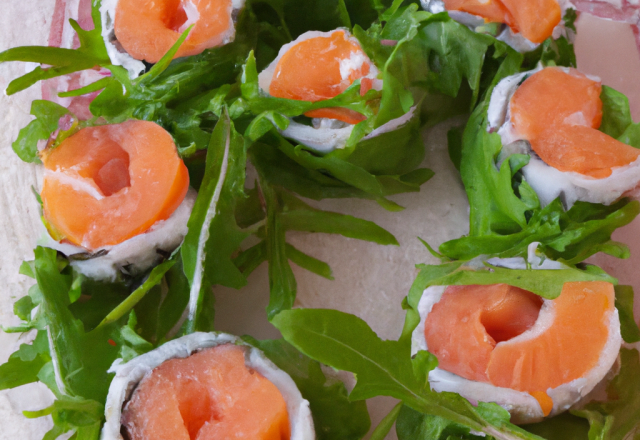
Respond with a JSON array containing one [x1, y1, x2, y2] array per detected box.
[[272, 308, 544, 440], [182, 110, 249, 333]]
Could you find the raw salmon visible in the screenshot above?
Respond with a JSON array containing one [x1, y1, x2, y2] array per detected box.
[[41, 120, 189, 250], [121, 344, 291, 440], [267, 30, 376, 124], [443, 0, 561, 44], [510, 67, 640, 178], [114, 0, 238, 63], [424, 282, 616, 416]]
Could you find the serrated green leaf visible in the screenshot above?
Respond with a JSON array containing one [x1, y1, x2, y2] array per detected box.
[[98, 259, 175, 328], [614, 285, 640, 343], [600, 86, 633, 139], [182, 111, 249, 333], [12, 100, 71, 163], [285, 244, 334, 280], [260, 178, 297, 320]]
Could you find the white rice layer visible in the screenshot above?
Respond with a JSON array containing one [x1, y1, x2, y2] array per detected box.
[[39, 188, 197, 281]]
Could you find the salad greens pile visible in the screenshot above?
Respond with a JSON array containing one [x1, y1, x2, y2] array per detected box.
[[1, 0, 640, 439]]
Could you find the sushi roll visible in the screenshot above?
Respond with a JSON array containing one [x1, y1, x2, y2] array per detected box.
[[257, 29, 415, 154], [102, 332, 315, 440], [488, 66, 640, 208], [411, 250, 622, 423], [100, 0, 246, 76], [39, 120, 195, 280], [420, 0, 572, 52]]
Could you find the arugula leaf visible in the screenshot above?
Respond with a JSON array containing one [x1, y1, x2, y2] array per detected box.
[[12, 100, 71, 163], [278, 191, 398, 245], [0, 247, 130, 439], [272, 308, 544, 440], [24, 394, 104, 440], [260, 132, 407, 210], [247, 337, 371, 440], [97, 259, 175, 328], [118, 311, 154, 363], [0, 331, 50, 390], [574, 348, 640, 440], [442, 198, 639, 263], [370, 402, 403, 440], [614, 285, 640, 343], [396, 404, 485, 440], [600, 86, 633, 139], [259, 177, 298, 320], [599, 85, 640, 148], [286, 244, 334, 280], [33, 247, 121, 402], [182, 111, 249, 333]]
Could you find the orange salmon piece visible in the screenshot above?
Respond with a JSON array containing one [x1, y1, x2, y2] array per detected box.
[[443, 0, 512, 26], [269, 30, 373, 124], [510, 67, 640, 178], [488, 282, 614, 393], [511, 67, 603, 137], [115, 0, 234, 64], [529, 125, 640, 178], [424, 281, 615, 404], [499, 0, 561, 43], [121, 344, 291, 440], [443, 0, 560, 43], [424, 284, 543, 382], [41, 120, 189, 250]]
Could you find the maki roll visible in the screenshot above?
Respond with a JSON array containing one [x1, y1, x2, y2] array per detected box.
[[411, 251, 621, 423], [40, 120, 195, 280], [257, 28, 415, 154], [421, 0, 571, 52], [100, 0, 247, 75], [488, 66, 640, 207], [102, 332, 315, 439]]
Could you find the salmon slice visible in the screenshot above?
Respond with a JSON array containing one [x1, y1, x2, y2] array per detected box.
[[424, 284, 543, 383], [443, 0, 560, 44], [443, 0, 513, 27], [510, 67, 640, 178], [498, 0, 561, 43], [268, 30, 375, 124], [41, 120, 189, 250], [424, 281, 615, 414], [121, 344, 291, 440], [114, 0, 235, 64], [488, 282, 613, 393]]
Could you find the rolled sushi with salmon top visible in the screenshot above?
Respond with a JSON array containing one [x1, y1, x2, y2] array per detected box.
[[488, 66, 640, 208], [420, 0, 572, 52], [258, 29, 415, 154], [40, 119, 196, 280], [100, 0, 246, 76], [102, 332, 315, 440], [411, 250, 621, 423]]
